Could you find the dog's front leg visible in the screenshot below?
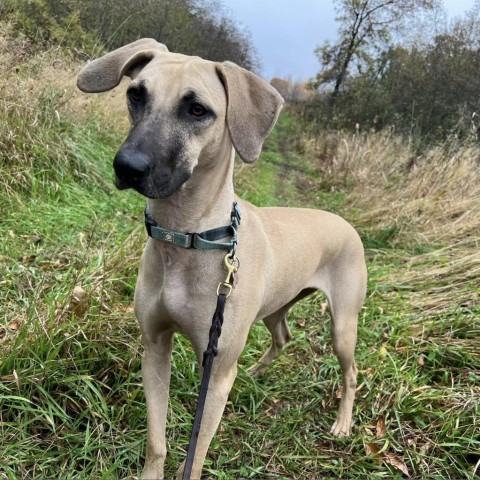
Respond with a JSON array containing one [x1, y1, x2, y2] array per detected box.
[[141, 330, 174, 480], [177, 360, 238, 480]]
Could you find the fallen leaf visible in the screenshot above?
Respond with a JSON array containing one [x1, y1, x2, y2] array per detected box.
[[379, 345, 388, 357], [418, 354, 425, 366], [366, 441, 410, 477], [321, 302, 328, 316], [384, 452, 410, 477], [376, 415, 386, 438], [8, 320, 20, 331], [365, 442, 380, 455], [335, 388, 342, 399], [365, 442, 382, 465]]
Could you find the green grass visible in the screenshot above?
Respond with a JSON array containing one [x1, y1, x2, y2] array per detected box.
[[1, 106, 479, 480]]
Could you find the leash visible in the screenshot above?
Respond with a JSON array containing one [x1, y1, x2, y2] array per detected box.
[[143, 203, 241, 480], [182, 253, 239, 480]]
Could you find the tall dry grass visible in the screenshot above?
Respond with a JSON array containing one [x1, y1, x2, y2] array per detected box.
[[301, 127, 480, 313], [355, 141, 480, 249], [0, 22, 129, 200], [302, 129, 480, 245]]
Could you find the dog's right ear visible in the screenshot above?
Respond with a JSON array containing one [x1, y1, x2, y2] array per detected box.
[[77, 38, 168, 93]]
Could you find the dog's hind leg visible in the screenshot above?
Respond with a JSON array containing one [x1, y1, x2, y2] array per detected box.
[[249, 306, 293, 378], [329, 317, 358, 438], [250, 288, 317, 378], [325, 260, 367, 437]]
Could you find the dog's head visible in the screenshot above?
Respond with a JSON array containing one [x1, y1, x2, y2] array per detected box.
[[77, 38, 284, 199]]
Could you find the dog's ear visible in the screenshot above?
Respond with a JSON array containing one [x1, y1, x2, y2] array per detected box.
[[216, 62, 284, 163], [77, 38, 168, 93]]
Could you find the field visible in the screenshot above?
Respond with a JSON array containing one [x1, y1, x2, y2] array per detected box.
[[1, 27, 479, 479]]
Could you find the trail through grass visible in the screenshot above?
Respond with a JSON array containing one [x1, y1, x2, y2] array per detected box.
[[1, 49, 479, 478]]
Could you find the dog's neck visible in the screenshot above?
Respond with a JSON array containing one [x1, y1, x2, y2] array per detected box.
[[147, 145, 236, 234]]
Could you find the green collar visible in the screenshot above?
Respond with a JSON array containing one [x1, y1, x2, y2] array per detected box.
[[144, 202, 241, 251]]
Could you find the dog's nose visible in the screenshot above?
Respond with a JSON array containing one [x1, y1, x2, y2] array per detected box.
[[113, 148, 150, 185]]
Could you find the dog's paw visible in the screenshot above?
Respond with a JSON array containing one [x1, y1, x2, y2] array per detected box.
[[330, 417, 352, 437], [141, 460, 165, 479], [176, 459, 200, 480], [248, 362, 268, 378]]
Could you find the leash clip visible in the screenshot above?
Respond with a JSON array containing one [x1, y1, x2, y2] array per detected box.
[[216, 253, 239, 298]]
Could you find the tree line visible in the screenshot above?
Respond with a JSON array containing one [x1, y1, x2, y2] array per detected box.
[[305, 0, 480, 142], [3, 0, 258, 71], [5, 0, 479, 142]]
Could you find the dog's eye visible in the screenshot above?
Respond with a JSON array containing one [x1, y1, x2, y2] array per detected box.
[[189, 103, 207, 117], [128, 87, 143, 103]]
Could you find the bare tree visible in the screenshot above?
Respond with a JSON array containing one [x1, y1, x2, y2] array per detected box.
[[314, 0, 438, 110]]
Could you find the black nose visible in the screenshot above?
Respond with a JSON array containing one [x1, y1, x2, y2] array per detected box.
[[113, 148, 150, 186]]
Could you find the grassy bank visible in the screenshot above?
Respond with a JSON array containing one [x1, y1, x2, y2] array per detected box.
[[1, 27, 479, 479]]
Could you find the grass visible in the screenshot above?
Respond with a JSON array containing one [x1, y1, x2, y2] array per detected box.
[[1, 26, 479, 479]]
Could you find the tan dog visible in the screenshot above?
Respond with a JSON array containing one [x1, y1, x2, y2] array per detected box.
[[77, 38, 367, 479]]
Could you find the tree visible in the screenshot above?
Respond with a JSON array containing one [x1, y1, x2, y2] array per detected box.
[[5, 0, 259, 70], [314, 0, 437, 110]]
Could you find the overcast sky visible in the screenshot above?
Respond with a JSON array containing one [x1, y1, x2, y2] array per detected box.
[[221, 0, 477, 81]]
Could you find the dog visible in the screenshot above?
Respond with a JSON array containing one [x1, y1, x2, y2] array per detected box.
[[77, 38, 367, 479]]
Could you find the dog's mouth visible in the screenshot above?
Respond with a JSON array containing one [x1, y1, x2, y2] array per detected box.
[[114, 174, 164, 199], [113, 172, 189, 200], [114, 175, 130, 190]]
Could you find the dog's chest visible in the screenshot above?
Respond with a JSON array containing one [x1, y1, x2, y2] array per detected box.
[[158, 251, 219, 325]]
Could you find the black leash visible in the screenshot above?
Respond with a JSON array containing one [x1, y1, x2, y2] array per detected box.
[[182, 251, 240, 480], [182, 253, 239, 480], [182, 293, 227, 480]]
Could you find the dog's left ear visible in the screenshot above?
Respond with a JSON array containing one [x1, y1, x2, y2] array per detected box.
[[216, 62, 284, 163]]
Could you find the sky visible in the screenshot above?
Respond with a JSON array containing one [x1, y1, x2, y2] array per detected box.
[[221, 0, 477, 81]]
